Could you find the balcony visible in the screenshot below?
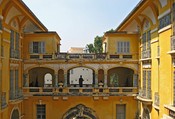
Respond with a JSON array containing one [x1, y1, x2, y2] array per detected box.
[[30, 53, 55, 60], [141, 50, 151, 60], [137, 89, 152, 103], [22, 87, 138, 97], [153, 92, 159, 109], [1, 92, 7, 109], [171, 36, 175, 51], [9, 88, 23, 102], [10, 49, 20, 59]]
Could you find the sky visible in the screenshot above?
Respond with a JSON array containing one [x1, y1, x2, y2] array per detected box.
[[23, 0, 140, 52]]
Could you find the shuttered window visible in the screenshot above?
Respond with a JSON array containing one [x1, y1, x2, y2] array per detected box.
[[30, 41, 45, 54], [37, 105, 46, 119], [116, 104, 126, 119], [117, 41, 130, 54]]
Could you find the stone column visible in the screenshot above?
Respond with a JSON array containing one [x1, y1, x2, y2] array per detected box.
[[104, 73, 108, 88], [95, 72, 98, 88], [64, 72, 67, 87], [23, 73, 29, 87], [54, 73, 58, 87]]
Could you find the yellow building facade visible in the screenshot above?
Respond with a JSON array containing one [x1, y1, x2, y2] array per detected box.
[[1, 0, 175, 119], [110, 0, 175, 118]]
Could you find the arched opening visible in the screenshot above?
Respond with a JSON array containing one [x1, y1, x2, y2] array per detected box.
[[58, 69, 64, 83], [68, 67, 95, 87], [62, 104, 98, 119], [29, 67, 54, 87], [98, 69, 104, 83], [44, 73, 52, 87], [107, 67, 134, 87], [11, 109, 19, 119]]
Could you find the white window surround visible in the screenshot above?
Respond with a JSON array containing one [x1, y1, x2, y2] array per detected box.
[[29, 41, 45, 54]]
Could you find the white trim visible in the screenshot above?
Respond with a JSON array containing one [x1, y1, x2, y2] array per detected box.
[[158, 24, 172, 33], [10, 106, 21, 119], [3, 27, 11, 33], [3, 39, 10, 44], [0, 15, 3, 20], [150, 27, 158, 34], [158, 9, 171, 19], [151, 38, 159, 44]]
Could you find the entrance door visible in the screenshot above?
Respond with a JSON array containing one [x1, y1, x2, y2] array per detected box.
[[116, 104, 126, 119]]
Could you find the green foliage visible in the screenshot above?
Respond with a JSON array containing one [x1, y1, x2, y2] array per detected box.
[[86, 43, 95, 53], [94, 36, 103, 53], [105, 29, 115, 33], [86, 36, 103, 53]]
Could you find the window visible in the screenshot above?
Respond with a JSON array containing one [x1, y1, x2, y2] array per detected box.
[[30, 41, 45, 54], [37, 105, 46, 119], [142, 70, 151, 99], [0, 20, 2, 30], [117, 41, 130, 54], [10, 70, 19, 100], [159, 13, 171, 29], [10, 30, 20, 58], [116, 104, 126, 119], [142, 31, 151, 59]]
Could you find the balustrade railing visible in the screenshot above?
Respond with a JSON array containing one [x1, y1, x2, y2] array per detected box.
[[27, 52, 138, 61], [154, 92, 159, 107], [138, 89, 152, 100], [9, 88, 23, 100], [171, 36, 175, 51], [141, 50, 151, 59], [1, 92, 7, 109], [23, 87, 137, 96]]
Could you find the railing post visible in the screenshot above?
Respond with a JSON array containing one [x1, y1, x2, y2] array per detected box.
[[23, 73, 29, 87], [64, 73, 67, 87], [54, 73, 58, 87], [104, 73, 108, 88], [95, 72, 98, 88]]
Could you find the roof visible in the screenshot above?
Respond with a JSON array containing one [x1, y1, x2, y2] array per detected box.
[[115, 0, 145, 31], [19, 0, 48, 31]]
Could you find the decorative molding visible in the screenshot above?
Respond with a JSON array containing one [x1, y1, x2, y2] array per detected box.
[[3, 39, 10, 44], [158, 9, 171, 20], [150, 28, 158, 34], [158, 24, 172, 33], [3, 27, 11, 33], [151, 38, 159, 44]]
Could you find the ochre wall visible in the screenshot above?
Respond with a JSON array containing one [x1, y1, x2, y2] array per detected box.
[[23, 96, 137, 119]]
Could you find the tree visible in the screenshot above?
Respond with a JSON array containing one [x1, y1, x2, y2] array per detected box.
[[86, 36, 103, 53], [94, 36, 103, 53], [86, 44, 95, 53]]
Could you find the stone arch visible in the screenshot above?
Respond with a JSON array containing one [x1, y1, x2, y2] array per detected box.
[[24, 64, 54, 73], [98, 69, 104, 83], [67, 65, 96, 73], [44, 73, 53, 87], [107, 67, 134, 87], [29, 67, 54, 87], [68, 66, 95, 87], [142, 18, 151, 32], [58, 69, 64, 83], [62, 104, 98, 119], [9, 16, 20, 31], [107, 65, 138, 74], [10, 106, 20, 119]]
